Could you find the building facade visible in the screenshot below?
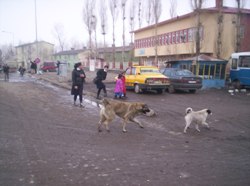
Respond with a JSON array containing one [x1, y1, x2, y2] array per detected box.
[[15, 41, 54, 70], [53, 49, 88, 70], [134, 2, 250, 68]]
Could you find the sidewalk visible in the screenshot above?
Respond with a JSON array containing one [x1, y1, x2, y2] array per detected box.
[[30, 69, 118, 98]]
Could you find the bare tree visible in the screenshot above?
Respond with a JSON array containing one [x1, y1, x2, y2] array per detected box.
[[109, 0, 120, 66], [137, 0, 143, 28], [145, 0, 153, 26], [235, 0, 246, 52], [53, 23, 67, 51], [0, 44, 14, 63], [169, 0, 177, 18], [121, 0, 128, 65], [190, 0, 205, 57], [82, 0, 96, 58], [99, 0, 108, 61], [216, 0, 223, 58], [152, 0, 162, 65]]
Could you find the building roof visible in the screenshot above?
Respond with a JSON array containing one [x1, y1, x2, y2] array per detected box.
[[15, 41, 54, 48], [97, 45, 134, 53], [134, 6, 250, 33]]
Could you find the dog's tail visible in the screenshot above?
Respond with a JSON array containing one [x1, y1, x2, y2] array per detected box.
[[185, 107, 193, 115]]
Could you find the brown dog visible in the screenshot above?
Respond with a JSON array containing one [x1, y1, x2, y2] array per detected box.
[[98, 98, 151, 132]]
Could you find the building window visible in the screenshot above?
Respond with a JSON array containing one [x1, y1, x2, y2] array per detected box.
[[169, 33, 172, 44], [176, 31, 179, 43], [179, 30, 183, 43], [183, 29, 187, 42], [188, 28, 193, 42], [172, 32, 176, 44], [166, 34, 169, 45], [240, 25, 245, 38]]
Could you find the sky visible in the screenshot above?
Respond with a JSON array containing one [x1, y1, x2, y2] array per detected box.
[[0, 0, 249, 50]]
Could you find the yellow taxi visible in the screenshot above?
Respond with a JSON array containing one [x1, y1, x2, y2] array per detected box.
[[125, 66, 170, 94]]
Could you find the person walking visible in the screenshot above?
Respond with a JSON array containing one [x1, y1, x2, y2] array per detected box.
[[95, 65, 109, 100], [71, 62, 86, 107], [114, 74, 124, 99], [56, 60, 61, 75], [3, 64, 10, 81]]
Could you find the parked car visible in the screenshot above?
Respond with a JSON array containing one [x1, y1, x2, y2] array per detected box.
[[125, 66, 170, 94], [160, 68, 202, 93], [41, 62, 57, 72]]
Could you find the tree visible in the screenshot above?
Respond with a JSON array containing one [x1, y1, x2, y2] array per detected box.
[[129, 0, 136, 44], [145, 0, 153, 26], [82, 0, 96, 58], [235, 0, 246, 52], [53, 23, 67, 51], [169, 0, 177, 18], [99, 0, 108, 61], [152, 0, 162, 65], [190, 0, 205, 57], [137, 0, 143, 28], [109, 0, 120, 67], [121, 0, 128, 65]]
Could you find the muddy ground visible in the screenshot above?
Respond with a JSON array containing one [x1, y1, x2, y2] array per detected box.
[[0, 73, 250, 186]]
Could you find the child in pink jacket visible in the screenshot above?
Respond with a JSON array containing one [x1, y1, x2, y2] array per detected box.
[[114, 74, 124, 99]]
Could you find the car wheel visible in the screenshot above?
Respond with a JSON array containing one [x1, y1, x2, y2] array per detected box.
[[168, 85, 175, 94], [189, 89, 196, 93], [134, 84, 140, 94], [232, 80, 241, 89]]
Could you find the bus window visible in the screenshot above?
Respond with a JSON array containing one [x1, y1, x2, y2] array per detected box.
[[239, 56, 250, 67], [231, 59, 238, 69]]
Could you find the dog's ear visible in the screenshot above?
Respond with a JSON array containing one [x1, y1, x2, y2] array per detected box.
[[207, 109, 212, 115]]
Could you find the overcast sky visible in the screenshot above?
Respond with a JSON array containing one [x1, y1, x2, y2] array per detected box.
[[0, 0, 249, 49]]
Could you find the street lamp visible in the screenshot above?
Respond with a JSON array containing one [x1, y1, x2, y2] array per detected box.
[[1, 30, 14, 46]]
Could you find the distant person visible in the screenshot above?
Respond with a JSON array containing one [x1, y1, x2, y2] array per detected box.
[[120, 68, 130, 98], [3, 64, 10, 81], [71, 62, 86, 107], [18, 66, 26, 77], [30, 60, 36, 74], [33, 62, 37, 74], [94, 65, 109, 100], [114, 74, 124, 99], [56, 60, 61, 75]]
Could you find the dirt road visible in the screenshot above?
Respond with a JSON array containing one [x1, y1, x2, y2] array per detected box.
[[0, 73, 250, 186]]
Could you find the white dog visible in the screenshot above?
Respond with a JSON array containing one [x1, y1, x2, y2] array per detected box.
[[184, 107, 212, 133]]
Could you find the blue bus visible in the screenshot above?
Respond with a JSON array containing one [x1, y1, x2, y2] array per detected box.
[[230, 52, 250, 89]]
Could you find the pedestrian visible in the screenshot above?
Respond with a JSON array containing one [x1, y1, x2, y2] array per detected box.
[[114, 74, 124, 99], [18, 66, 26, 77], [71, 62, 86, 107], [3, 64, 10, 81], [33, 61, 37, 74], [94, 65, 109, 100], [56, 60, 61, 75], [30, 60, 35, 74]]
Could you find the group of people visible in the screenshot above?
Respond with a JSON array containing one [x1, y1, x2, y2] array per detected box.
[[71, 63, 128, 107]]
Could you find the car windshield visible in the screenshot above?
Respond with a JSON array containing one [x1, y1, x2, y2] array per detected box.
[[140, 68, 160, 74], [176, 69, 193, 76]]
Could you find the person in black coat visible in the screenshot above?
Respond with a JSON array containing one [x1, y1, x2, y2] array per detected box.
[[3, 64, 9, 81], [95, 65, 109, 99], [71, 62, 86, 107]]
